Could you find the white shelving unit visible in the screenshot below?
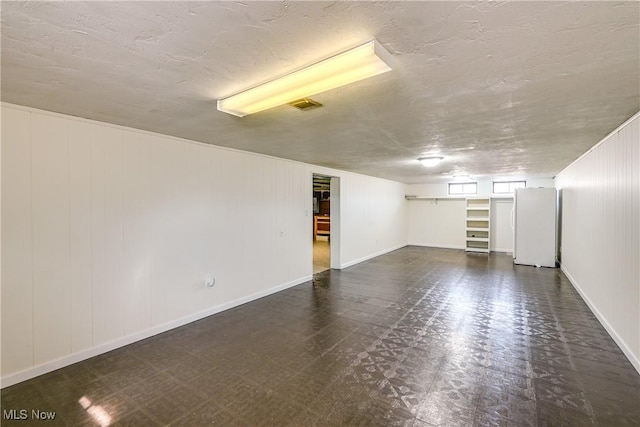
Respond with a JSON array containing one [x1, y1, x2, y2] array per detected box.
[[465, 198, 491, 253]]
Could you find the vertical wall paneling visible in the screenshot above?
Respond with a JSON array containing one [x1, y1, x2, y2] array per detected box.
[[213, 149, 244, 303], [631, 117, 640, 355], [273, 160, 287, 284], [1, 107, 34, 374], [490, 199, 514, 253], [238, 153, 262, 295], [122, 131, 152, 334], [556, 114, 640, 372], [1, 104, 409, 385], [619, 116, 640, 356], [332, 172, 407, 269], [90, 124, 107, 344], [330, 176, 341, 269], [192, 145, 212, 315], [198, 143, 223, 309], [281, 162, 293, 280], [100, 126, 126, 343], [68, 121, 94, 352], [195, 146, 211, 308], [165, 141, 204, 320], [298, 165, 310, 277], [342, 175, 359, 259], [31, 114, 71, 365], [407, 199, 466, 249], [253, 155, 271, 288], [148, 135, 178, 324]]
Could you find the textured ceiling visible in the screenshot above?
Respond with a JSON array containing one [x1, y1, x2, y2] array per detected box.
[[2, 1, 638, 183]]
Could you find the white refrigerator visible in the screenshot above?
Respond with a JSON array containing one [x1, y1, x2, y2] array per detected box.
[[513, 187, 557, 267]]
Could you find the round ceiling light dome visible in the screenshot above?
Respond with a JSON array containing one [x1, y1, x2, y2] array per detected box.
[[418, 156, 444, 167]]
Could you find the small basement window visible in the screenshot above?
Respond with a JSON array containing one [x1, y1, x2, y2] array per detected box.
[[448, 182, 477, 195], [493, 180, 526, 194]]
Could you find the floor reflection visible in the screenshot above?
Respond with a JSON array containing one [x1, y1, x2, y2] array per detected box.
[[79, 396, 111, 427]]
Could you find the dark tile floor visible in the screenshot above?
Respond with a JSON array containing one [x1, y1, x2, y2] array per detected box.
[[2, 247, 640, 426]]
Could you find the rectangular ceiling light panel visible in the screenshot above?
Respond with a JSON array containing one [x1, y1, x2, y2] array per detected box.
[[217, 40, 392, 117]]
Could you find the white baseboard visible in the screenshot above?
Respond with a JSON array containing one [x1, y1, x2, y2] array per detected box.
[[410, 243, 513, 254], [339, 244, 407, 269], [490, 248, 513, 254], [1, 275, 312, 388], [560, 264, 640, 375], [408, 243, 465, 250]]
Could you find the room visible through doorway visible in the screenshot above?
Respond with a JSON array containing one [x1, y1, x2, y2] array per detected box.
[[313, 174, 331, 273]]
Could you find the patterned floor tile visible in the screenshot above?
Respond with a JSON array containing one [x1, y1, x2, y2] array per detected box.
[[2, 247, 638, 426]]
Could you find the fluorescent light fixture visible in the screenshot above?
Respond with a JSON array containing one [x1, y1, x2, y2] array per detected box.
[[418, 156, 444, 167], [217, 40, 393, 117]]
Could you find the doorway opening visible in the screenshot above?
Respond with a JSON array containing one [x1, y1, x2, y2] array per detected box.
[[312, 174, 333, 273]]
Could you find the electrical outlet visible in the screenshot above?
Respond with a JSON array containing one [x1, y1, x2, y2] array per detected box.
[[205, 275, 215, 288]]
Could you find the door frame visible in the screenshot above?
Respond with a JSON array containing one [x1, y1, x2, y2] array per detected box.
[[311, 173, 341, 271]]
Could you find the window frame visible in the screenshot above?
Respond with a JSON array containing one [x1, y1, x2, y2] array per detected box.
[[448, 182, 478, 196], [492, 180, 526, 194]]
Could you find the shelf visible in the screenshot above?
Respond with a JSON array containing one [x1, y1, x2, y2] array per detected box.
[[313, 216, 330, 241], [466, 247, 490, 253], [465, 197, 491, 253], [405, 196, 465, 200], [406, 195, 513, 200]]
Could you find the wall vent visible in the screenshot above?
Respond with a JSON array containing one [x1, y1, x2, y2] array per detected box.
[[288, 98, 323, 111]]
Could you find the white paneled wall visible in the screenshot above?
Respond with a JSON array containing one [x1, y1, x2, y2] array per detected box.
[[406, 179, 554, 252], [339, 172, 408, 267], [407, 199, 466, 249], [31, 113, 72, 366], [1, 104, 408, 385], [555, 113, 640, 373], [491, 199, 514, 252], [2, 106, 34, 374], [407, 198, 514, 252]]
